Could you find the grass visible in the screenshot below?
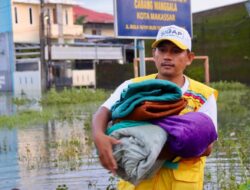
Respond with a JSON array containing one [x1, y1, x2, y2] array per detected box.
[[205, 81, 250, 189], [49, 134, 86, 170], [0, 88, 110, 128], [0, 110, 53, 128], [40, 87, 110, 106]]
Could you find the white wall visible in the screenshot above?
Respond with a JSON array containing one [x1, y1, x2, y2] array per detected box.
[[14, 70, 42, 97], [72, 70, 95, 86]]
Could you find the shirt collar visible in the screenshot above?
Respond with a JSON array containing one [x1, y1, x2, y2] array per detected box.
[[181, 75, 189, 95]]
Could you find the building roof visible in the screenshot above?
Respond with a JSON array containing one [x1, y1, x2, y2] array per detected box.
[[12, 0, 78, 5], [73, 6, 114, 24]]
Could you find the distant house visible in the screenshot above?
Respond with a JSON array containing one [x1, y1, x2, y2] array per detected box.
[[72, 6, 134, 64], [12, 0, 83, 44], [73, 6, 114, 37], [0, 0, 125, 94]]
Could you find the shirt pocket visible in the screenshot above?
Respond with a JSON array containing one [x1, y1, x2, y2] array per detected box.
[[172, 157, 205, 183]]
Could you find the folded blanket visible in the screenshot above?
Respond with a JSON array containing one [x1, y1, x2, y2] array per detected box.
[[152, 112, 218, 158], [107, 121, 167, 185], [111, 79, 182, 120], [116, 99, 187, 121]]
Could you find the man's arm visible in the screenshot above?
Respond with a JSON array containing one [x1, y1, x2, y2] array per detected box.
[[198, 94, 218, 132], [197, 94, 218, 157], [92, 106, 120, 174], [92, 80, 131, 173]]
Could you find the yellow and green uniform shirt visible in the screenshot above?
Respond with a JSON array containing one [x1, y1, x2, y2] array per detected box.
[[117, 73, 218, 190]]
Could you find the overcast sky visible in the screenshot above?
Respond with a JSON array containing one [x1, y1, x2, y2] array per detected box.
[[76, 0, 247, 14]]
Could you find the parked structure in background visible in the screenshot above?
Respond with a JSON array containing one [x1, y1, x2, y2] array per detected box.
[[0, 0, 128, 95]]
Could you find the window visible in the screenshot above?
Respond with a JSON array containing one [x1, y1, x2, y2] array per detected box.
[[65, 10, 68, 25], [29, 8, 33, 24], [92, 29, 97, 35], [92, 29, 101, 35], [53, 8, 57, 24], [14, 7, 18, 24], [16, 62, 39, 71]]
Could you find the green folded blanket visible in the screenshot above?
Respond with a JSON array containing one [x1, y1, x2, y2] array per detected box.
[[111, 79, 182, 119]]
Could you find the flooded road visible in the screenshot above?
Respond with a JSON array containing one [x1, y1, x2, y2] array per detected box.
[[0, 121, 116, 190], [0, 93, 249, 190], [0, 94, 116, 190]]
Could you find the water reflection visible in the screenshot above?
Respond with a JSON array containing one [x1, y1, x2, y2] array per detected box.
[[0, 119, 115, 190], [0, 129, 19, 189], [1, 119, 249, 190]]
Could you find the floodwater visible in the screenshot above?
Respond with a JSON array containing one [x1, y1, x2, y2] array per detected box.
[[0, 121, 115, 190], [0, 94, 115, 190], [0, 94, 249, 190]]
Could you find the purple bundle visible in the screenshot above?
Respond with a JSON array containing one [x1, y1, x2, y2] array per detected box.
[[152, 112, 218, 158]]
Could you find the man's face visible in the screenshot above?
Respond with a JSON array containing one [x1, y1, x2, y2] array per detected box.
[[153, 41, 194, 79]]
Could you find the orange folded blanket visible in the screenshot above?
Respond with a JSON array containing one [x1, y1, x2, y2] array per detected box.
[[118, 98, 187, 121]]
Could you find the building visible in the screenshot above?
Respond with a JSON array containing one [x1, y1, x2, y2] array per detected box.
[[13, 0, 83, 44], [72, 5, 134, 67], [0, 0, 125, 94], [73, 6, 114, 37]]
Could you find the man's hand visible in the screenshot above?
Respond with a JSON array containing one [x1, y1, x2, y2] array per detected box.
[[94, 133, 120, 174], [92, 106, 121, 174], [181, 143, 214, 161], [158, 142, 214, 163], [199, 143, 213, 157]]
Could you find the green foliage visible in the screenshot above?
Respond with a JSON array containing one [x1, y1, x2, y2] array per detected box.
[[0, 88, 106, 128], [75, 16, 85, 25], [40, 87, 110, 106], [211, 81, 247, 91], [56, 184, 68, 190], [143, 4, 250, 85], [192, 4, 250, 84], [12, 97, 32, 106], [0, 110, 53, 128], [239, 180, 250, 190], [50, 137, 84, 170], [106, 176, 117, 190], [206, 81, 250, 189], [184, 60, 205, 82]]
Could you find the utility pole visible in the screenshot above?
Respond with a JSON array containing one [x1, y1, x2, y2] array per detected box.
[[47, 9, 52, 89], [138, 39, 146, 76], [40, 0, 48, 91]]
